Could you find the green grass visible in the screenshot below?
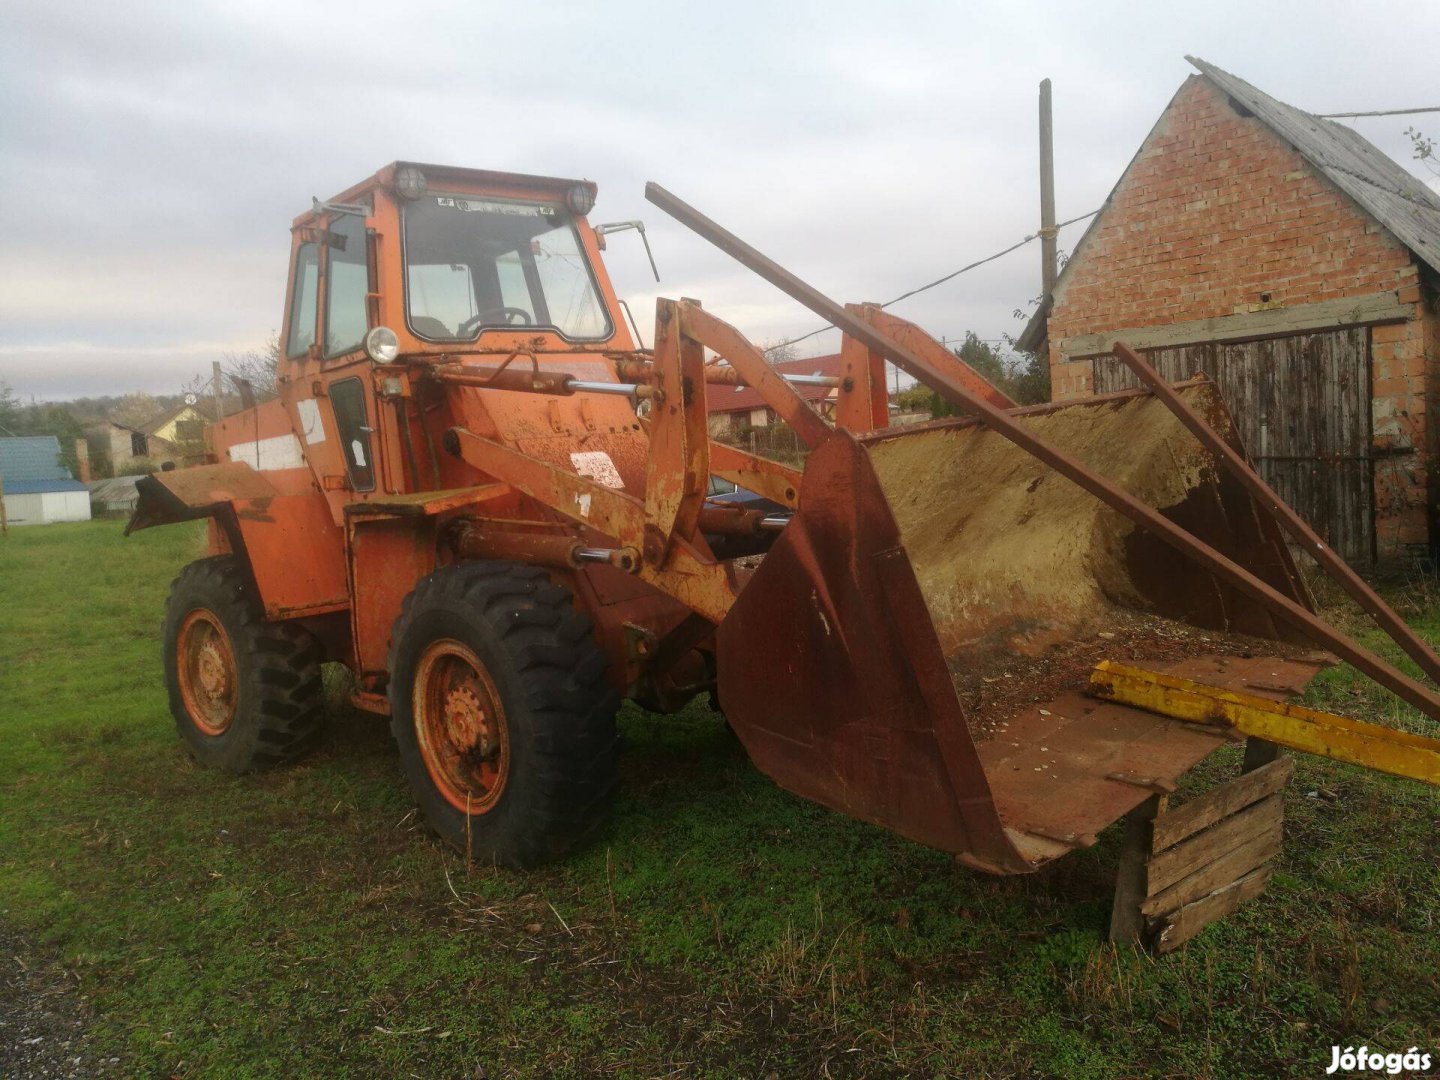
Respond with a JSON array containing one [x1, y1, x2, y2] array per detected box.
[[1, 520, 1437, 1078]]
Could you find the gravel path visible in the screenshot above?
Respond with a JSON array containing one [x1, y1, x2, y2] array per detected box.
[[0, 922, 123, 1079]]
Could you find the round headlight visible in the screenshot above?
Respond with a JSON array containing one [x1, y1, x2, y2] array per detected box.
[[365, 326, 400, 363], [566, 184, 595, 216], [395, 166, 427, 201]]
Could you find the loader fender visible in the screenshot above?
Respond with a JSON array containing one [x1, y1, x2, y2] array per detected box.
[[128, 462, 350, 619]]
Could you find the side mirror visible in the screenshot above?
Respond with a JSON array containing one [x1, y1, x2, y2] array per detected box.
[[594, 221, 660, 282]]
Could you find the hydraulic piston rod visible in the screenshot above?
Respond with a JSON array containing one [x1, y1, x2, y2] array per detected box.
[[430, 364, 652, 399]]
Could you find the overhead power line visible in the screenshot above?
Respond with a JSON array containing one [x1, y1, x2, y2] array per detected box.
[[763, 208, 1100, 354], [1316, 106, 1440, 119]]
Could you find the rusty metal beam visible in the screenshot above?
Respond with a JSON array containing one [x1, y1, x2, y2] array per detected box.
[[644, 180, 1440, 721], [644, 300, 711, 566], [678, 302, 832, 449], [836, 304, 889, 433], [858, 307, 1018, 410], [708, 442, 802, 508], [1111, 341, 1440, 689]]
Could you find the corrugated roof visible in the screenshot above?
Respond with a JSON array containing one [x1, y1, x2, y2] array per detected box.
[[4, 478, 89, 495], [707, 354, 843, 415], [1017, 57, 1440, 354], [0, 436, 73, 485], [87, 475, 143, 502]]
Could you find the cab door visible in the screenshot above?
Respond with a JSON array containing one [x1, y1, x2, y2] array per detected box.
[[317, 210, 381, 507]]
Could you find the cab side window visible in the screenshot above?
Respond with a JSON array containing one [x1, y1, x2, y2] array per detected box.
[[329, 377, 375, 491], [285, 243, 320, 358], [325, 215, 369, 357]]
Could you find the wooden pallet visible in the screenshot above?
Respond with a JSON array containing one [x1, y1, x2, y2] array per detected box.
[[1110, 752, 1291, 953]]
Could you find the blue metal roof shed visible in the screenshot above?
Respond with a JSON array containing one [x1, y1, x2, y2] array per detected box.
[[0, 436, 74, 484], [0, 436, 92, 525]]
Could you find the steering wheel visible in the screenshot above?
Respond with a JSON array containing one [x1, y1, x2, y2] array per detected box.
[[458, 307, 534, 335]]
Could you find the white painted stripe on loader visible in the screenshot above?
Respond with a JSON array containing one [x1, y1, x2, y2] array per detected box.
[[227, 433, 306, 472]]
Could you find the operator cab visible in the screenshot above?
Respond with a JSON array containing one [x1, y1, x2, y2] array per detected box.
[[280, 162, 631, 368]]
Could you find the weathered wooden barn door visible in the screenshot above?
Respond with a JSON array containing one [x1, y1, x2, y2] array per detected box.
[[1092, 328, 1373, 564]]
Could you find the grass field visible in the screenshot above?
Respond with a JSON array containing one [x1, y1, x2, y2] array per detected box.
[[1, 519, 1437, 1078]]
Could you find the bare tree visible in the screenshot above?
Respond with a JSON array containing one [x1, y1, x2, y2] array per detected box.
[[223, 333, 281, 401], [110, 392, 162, 429], [180, 333, 281, 416], [760, 339, 799, 365]]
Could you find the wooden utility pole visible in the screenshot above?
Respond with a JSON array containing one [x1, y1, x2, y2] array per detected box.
[[1039, 78, 1058, 297], [211, 360, 225, 422]]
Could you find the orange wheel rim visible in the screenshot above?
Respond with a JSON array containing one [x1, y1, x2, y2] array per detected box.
[[413, 639, 510, 814], [177, 608, 238, 736]]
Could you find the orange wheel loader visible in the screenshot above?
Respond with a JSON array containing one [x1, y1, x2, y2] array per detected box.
[[130, 162, 1440, 873]]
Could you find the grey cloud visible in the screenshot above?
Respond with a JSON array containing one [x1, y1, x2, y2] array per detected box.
[[2, 0, 1436, 398]]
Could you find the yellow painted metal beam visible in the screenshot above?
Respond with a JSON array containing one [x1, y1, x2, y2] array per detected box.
[[1090, 661, 1440, 787]]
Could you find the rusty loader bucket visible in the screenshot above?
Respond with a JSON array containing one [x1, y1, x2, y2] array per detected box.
[[717, 385, 1320, 873]]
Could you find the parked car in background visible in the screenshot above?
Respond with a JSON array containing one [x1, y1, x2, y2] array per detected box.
[[706, 475, 784, 513], [703, 476, 786, 559]]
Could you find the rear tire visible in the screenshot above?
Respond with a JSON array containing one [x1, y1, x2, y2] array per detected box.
[[388, 561, 620, 867], [163, 556, 325, 773]]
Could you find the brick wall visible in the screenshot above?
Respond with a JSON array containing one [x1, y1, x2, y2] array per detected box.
[[1424, 293, 1440, 547], [1371, 294, 1430, 553], [1046, 74, 1430, 559]]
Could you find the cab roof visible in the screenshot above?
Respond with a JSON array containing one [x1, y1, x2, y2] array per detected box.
[[291, 161, 598, 229]]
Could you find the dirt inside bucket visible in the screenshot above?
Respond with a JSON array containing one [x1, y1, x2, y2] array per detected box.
[[865, 392, 1218, 660], [948, 610, 1318, 744]]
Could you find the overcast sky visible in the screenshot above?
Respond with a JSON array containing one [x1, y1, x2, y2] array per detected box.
[[1, 0, 1436, 401]]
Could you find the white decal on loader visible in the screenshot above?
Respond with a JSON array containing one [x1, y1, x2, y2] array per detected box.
[[228, 434, 305, 472], [570, 451, 625, 489]]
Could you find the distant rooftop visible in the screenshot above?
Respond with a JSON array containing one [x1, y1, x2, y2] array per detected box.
[[0, 435, 76, 489]]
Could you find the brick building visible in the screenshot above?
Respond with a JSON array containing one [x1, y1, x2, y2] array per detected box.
[[1018, 57, 1440, 565]]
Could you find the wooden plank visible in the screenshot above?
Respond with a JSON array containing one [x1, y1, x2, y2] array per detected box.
[[1062, 291, 1410, 357], [1141, 829, 1281, 916], [1146, 794, 1284, 894], [1242, 738, 1281, 772], [1109, 794, 1165, 945], [1153, 865, 1274, 954], [1150, 758, 1292, 851]]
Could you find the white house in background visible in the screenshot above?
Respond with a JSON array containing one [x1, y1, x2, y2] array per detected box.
[[0, 436, 92, 526]]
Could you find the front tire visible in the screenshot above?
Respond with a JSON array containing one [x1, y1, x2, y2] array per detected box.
[[163, 556, 325, 772], [388, 562, 619, 867]]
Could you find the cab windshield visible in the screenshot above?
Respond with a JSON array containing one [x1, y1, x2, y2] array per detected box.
[[402, 194, 612, 342]]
